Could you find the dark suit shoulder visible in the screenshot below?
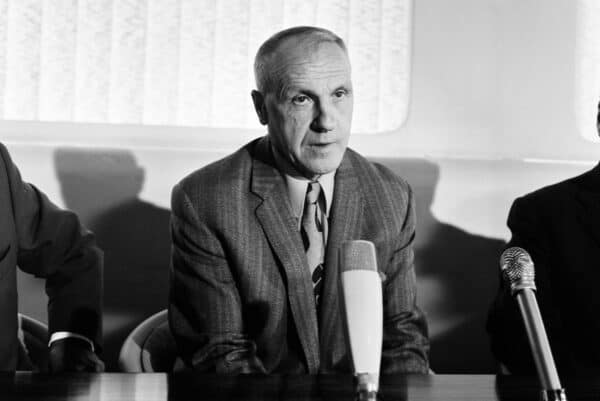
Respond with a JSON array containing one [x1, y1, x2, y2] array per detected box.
[[511, 165, 599, 218], [343, 149, 413, 234], [519, 164, 599, 202], [0, 142, 26, 205], [170, 139, 264, 231], [344, 148, 412, 203], [505, 166, 600, 253], [508, 187, 563, 230], [345, 148, 410, 187], [174, 140, 256, 199], [0, 142, 12, 177], [519, 179, 573, 203]]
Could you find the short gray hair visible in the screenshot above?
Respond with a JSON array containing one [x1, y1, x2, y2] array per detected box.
[[253, 26, 347, 95]]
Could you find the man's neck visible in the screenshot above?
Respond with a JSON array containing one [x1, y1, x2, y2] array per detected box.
[[270, 143, 320, 181]]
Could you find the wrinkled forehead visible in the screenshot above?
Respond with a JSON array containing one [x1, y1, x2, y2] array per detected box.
[[268, 40, 351, 92]]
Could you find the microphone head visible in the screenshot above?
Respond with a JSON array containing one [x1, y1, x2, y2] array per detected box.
[[339, 240, 382, 392], [340, 240, 378, 272], [500, 247, 536, 295]]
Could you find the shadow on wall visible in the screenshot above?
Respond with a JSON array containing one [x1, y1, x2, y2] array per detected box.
[[54, 148, 171, 371], [373, 158, 506, 374]]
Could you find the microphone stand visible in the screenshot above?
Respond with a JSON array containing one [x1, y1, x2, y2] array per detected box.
[[501, 247, 567, 401], [517, 290, 566, 401]]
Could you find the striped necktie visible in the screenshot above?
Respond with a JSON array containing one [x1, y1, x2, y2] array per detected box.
[[301, 181, 325, 308]]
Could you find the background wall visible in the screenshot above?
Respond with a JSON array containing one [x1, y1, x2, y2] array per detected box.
[[3, 0, 599, 373]]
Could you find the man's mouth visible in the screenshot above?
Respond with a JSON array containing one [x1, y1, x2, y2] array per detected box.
[[310, 141, 336, 147]]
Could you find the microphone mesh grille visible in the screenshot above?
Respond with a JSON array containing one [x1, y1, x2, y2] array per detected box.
[[339, 240, 378, 272], [500, 247, 536, 294]]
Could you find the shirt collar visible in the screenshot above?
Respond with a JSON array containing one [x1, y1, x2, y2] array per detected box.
[[270, 143, 336, 220], [285, 171, 335, 220]]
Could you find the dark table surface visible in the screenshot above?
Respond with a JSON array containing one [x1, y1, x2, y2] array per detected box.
[[0, 373, 598, 401]]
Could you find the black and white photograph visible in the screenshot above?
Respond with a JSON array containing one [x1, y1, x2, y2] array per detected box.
[[0, 0, 598, 400]]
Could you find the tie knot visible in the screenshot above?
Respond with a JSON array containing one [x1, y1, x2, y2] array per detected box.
[[305, 181, 321, 205]]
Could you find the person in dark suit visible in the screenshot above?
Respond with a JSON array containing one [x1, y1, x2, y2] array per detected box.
[[169, 26, 429, 374], [0, 143, 104, 372], [487, 101, 600, 376]]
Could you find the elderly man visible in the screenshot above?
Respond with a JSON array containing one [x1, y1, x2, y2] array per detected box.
[[0, 143, 103, 372], [170, 26, 429, 374], [487, 101, 600, 376]]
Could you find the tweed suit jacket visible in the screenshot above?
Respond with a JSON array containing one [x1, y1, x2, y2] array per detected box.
[[487, 163, 600, 376], [169, 136, 429, 374], [0, 143, 102, 371]]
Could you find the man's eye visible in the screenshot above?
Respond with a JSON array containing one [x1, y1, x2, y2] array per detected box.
[[333, 90, 347, 99], [292, 95, 311, 105]]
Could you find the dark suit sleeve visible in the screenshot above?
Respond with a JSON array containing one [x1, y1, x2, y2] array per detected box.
[[381, 184, 430, 374], [2, 145, 102, 348], [487, 195, 561, 374], [169, 183, 266, 374]]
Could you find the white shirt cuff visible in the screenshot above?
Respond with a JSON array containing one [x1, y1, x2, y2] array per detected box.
[[48, 332, 95, 353]]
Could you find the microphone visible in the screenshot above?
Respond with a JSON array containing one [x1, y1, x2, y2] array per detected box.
[[500, 247, 567, 401], [340, 240, 383, 401]]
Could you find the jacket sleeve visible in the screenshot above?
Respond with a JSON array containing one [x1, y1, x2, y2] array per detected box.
[[486, 195, 561, 374], [2, 144, 103, 349], [169, 183, 266, 374], [380, 185, 430, 374]]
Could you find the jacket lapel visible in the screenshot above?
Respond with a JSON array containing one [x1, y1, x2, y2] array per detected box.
[[250, 137, 321, 373], [318, 152, 365, 371]]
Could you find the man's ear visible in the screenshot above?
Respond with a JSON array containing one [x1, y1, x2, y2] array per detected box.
[[251, 90, 268, 125]]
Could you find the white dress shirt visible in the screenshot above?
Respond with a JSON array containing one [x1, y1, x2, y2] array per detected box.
[[270, 144, 335, 240]]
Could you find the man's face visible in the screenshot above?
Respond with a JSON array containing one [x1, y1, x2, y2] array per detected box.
[[255, 41, 353, 179]]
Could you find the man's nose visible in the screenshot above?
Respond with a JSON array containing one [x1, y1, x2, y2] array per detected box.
[[311, 102, 336, 133]]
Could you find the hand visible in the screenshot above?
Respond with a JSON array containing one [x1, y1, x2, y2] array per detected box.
[[49, 338, 105, 373]]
